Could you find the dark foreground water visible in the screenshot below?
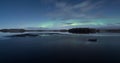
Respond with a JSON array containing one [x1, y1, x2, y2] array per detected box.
[[0, 32, 120, 63]]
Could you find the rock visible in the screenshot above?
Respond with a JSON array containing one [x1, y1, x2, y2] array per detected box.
[[88, 39, 97, 42], [7, 33, 39, 37]]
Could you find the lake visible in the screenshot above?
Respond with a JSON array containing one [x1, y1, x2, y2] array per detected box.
[[0, 32, 120, 63]]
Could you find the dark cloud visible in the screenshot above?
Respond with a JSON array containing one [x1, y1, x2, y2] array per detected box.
[[64, 23, 73, 25], [45, 0, 106, 20]]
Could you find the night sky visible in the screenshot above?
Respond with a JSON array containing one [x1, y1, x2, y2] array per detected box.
[[0, 0, 120, 29]]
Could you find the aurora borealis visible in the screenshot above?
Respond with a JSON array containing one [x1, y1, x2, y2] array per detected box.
[[0, 0, 120, 29]]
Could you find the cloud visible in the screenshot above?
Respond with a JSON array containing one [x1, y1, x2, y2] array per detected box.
[[46, 0, 105, 20], [61, 20, 105, 28]]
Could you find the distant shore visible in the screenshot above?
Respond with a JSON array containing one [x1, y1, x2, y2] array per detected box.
[[0, 29, 68, 33], [0, 28, 120, 34]]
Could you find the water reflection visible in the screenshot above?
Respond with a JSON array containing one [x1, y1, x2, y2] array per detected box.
[[0, 32, 120, 42], [3, 32, 99, 43], [0, 32, 120, 63]]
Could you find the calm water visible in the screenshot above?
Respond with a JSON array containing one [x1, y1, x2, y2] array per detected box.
[[0, 32, 120, 63]]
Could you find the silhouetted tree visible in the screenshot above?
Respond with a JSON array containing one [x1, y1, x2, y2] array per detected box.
[[68, 28, 99, 34]]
